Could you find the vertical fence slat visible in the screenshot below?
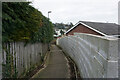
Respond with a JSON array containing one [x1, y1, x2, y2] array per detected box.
[[2, 42, 48, 78]]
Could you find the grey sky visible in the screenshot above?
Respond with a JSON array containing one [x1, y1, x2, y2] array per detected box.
[[30, 0, 119, 24]]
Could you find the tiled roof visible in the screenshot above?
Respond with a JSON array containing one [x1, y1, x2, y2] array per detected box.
[[81, 21, 120, 35]]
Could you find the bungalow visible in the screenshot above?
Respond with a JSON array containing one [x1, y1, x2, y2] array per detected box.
[[65, 21, 120, 38]]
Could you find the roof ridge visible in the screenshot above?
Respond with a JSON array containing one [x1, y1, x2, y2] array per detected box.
[[80, 21, 118, 25]]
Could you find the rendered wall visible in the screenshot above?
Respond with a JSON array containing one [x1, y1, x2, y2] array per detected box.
[[57, 33, 118, 78]]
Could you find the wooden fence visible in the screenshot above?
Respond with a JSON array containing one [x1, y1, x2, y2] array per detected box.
[[2, 42, 48, 78]]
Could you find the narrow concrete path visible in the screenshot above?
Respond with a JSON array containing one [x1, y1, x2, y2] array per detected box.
[[32, 45, 70, 78]]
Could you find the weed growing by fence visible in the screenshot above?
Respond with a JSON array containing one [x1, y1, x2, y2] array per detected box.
[[2, 43, 18, 78], [2, 2, 53, 78]]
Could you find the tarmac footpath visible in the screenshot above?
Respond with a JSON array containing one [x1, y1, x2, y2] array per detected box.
[[32, 45, 70, 78]]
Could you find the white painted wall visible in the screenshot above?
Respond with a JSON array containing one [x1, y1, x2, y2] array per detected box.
[[57, 33, 119, 78]]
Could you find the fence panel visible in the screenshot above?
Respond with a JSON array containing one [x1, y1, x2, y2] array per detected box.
[[2, 42, 48, 78]]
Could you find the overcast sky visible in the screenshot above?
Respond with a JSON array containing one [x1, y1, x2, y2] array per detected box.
[[30, 0, 119, 24]]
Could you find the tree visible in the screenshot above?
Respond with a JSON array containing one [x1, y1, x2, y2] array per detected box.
[[60, 30, 64, 35], [2, 2, 53, 43]]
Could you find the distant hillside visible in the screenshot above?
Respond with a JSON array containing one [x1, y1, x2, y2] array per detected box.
[[53, 22, 73, 30]]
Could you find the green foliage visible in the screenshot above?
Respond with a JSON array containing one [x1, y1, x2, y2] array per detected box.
[[53, 23, 65, 29], [2, 2, 53, 43], [30, 16, 53, 43], [60, 30, 65, 35], [2, 2, 53, 78], [2, 43, 18, 78], [53, 22, 73, 29]]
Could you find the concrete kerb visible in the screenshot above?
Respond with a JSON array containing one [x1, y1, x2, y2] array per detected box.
[[56, 45, 81, 78], [30, 50, 51, 79]]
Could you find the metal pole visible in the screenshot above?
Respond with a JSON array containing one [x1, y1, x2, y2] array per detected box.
[[48, 11, 51, 51], [48, 11, 51, 19]]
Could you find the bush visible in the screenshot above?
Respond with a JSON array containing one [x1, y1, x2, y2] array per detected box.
[[2, 2, 53, 43]]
